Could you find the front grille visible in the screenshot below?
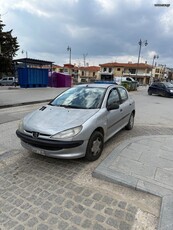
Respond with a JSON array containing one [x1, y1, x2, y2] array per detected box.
[[25, 130, 50, 138]]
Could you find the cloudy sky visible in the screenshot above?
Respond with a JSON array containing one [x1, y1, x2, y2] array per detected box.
[[1, 0, 173, 67]]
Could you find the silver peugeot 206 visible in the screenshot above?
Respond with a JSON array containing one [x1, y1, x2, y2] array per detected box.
[[16, 84, 135, 161]]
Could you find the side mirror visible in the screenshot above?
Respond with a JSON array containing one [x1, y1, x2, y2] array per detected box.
[[107, 102, 119, 111]]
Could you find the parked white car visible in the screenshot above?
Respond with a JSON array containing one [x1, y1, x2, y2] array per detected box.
[[0, 77, 18, 86], [114, 77, 136, 85]]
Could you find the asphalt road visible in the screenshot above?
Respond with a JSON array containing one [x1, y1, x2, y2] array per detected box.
[[0, 86, 173, 230]]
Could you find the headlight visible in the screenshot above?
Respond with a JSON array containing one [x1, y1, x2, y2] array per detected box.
[[18, 120, 24, 132], [51, 126, 82, 139]]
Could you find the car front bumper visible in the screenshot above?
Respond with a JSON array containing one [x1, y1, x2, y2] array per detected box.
[[16, 130, 88, 159]]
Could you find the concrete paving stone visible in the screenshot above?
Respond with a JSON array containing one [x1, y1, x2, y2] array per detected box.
[[38, 211, 49, 221], [93, 166, 138, 188], [37, 223, 49, 230], [3, 219, 19, 229], [82, 198, 94, 207], [106, 217, 120, 228], [114, 209, 125, 219], [119, 221, 131, 230], [83, 208, 95, 218], [139, 151, 173, 169], [14, 225, 25, 230], [26, 216, 38, 228], [58, 220, 69, 229], [125, 212, 135, 222], [93, 202, 105, 211], [155, 168, 173, 187], [93, 223, 107, 230], [158, 195, 173, 230], [160, 149, 173, 161], [110, 155, 156, 178], [70, 215, 82, 225], [137, 176, 173, 195], [120, 147, 143, 160], [81, 218, 92, 228], [95, 213, 106, 223], [137, 179, 173, 197]]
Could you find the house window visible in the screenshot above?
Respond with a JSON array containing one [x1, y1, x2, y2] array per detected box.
[[103, 67, 107, 72], [117, 68, 121, 71], [129, 69, 136, 74], [82, 71, 84, 76], [93, 72, 95, 77], [109, 68, 112, 73]]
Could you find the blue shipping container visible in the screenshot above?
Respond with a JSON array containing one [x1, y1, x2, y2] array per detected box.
[[18, 67, 48, 88]]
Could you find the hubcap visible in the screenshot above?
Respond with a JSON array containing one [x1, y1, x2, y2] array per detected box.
[[91, 138, 101, 156]]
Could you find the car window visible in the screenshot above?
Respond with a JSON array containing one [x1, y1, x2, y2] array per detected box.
[[107, 89, 120, 106], [151, 83, 158, 87], [164, 82, 173, 88], [2, 78, 7, 81], [157, 83, 165, 88], [126, 77, 132, 81], [9, 77, 13, 81], [118, 87, 128, 102]]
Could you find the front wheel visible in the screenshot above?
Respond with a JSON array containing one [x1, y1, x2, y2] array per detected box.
[[148, 90, 152, 95], [85, 131, 104, 161], [125, 113, 134, 130]]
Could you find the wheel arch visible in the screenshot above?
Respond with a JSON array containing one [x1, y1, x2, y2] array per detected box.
[[92, 127, 104, 137]]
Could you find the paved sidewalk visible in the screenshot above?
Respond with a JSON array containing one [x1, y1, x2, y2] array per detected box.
[[93, 135, 173, 230], [0, 87, 67, 108]]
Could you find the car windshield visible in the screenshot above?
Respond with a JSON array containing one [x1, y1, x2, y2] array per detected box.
[[50, 86, 106, 109]]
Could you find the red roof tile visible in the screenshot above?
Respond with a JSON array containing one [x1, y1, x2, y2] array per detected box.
[[99, 62, 152, 69]]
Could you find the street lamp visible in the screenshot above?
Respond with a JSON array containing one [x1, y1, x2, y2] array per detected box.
[[22, 50, 28, 58], [136, 39, 148, 76], [67, 46, 71, 64]]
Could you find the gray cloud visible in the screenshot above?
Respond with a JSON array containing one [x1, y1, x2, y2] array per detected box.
[[1, 0, 173, 67]]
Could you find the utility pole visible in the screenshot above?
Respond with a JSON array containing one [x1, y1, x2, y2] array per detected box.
[[67, 46, 71, 64], [83, 53, 88, 66], [136, 39, 148, 77]]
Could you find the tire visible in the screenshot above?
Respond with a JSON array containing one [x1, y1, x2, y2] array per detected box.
[[85, 131, 104, 161], [148, 90, 152, 95], [125, 113, 134, 130]]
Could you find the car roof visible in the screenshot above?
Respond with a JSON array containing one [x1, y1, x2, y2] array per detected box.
[[76, 83, 118, 89]]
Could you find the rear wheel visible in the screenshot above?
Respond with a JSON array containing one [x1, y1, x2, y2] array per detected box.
[[85, 131, 104, 161], [125, 113, 134, 130]]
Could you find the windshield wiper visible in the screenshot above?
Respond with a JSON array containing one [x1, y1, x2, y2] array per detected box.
[[59, 104, 84, 109]]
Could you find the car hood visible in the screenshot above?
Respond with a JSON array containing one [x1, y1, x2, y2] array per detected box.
[[23, 105, 99, 135]]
